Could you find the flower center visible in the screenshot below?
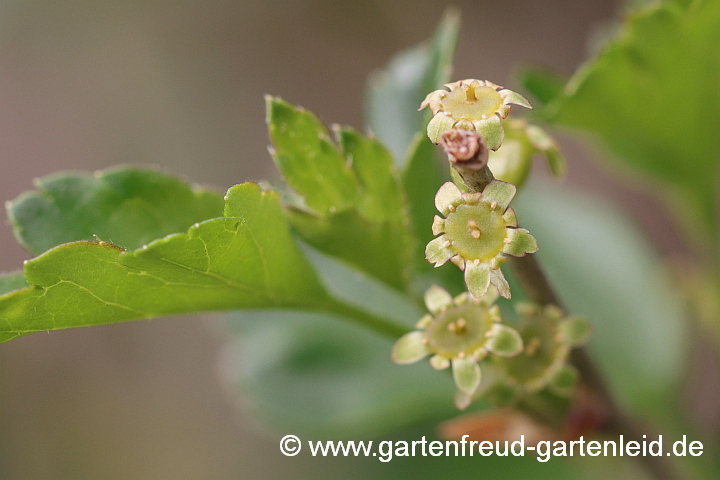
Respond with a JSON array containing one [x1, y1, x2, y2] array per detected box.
[[442, 85, 504, 121], [493, 320, 566, 385], [444, 204, 507, 262], [425, 304, 493, 357]]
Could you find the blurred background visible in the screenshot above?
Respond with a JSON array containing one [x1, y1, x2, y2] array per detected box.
[[0, 1, 715, 479]]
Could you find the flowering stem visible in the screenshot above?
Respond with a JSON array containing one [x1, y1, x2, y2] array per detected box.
[[446, 132, 681, 480]]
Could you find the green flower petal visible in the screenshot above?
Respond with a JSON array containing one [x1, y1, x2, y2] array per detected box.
[[416, 314, 433, 329], [453, 292, 471, 305], [454, 390, 473, 410], [489, 267, 511, 299], [424, 285, 453, 313], [427, 114, 456, 143], [503, 208, 517, 227], [452, 356, 481, 395], [472, 115, 504, 150], [548, 365, 578, 396], [431, 215, 446, 235], [391, 331, 429, 364], [559, 316, 593, 347], [502, 228, 538, 257], [482, 180, 516, 211], [435, 182, 462, 216], [475, 285, 499, 307], [419, 90, 446, 114], [499, 89, 532, 109], [464, 261, 490, 298], [426, 235, 454, 267], [430, 354, 451, 370], [488, 324, 524, 357]]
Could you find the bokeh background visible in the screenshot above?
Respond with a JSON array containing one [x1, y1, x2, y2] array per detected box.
[[0, 1, 715, 479]]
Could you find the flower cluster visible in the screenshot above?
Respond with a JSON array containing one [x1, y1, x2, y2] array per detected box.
[[482, 303, 592, 406], [391, 285, 523, 396], [392, 79, 588, 411], [426, 180, 537, 299], [420, 79, 531, 150]]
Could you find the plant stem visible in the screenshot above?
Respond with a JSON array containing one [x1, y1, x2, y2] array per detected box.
[[445, 130, 681, 480], [322, 298, 412, 339]]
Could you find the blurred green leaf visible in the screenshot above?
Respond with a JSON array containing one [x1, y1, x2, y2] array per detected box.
[[6, 167, 225, 255], [366, 9, 459, 164], [0, 183, 329, 343], [268, 97, 412, 289], [515, 179, 689, 411], [518, 68, 566, 108], [222, 310, 457, 437], [0, 271, 27, 295], [219, 244, 458, 437], [529, 0, 720, 241]]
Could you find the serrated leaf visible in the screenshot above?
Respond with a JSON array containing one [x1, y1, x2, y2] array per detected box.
[[6, 167, 225, 255], [366, 9, 459, 164], [267, 102, 412, 290], [0, 183, 329, 343], [0, 271, 27, 295], [266, 97, 360, 215], [534, 0, 720, 241], [288, 208, 410, 290], [333, 126, 405, 220]]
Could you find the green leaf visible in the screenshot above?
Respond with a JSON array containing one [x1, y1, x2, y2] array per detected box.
[[0, 271, 27, 295], [366, 9, 460, 164], [220, 310, 459, 437], [515, 179, 689, 411], [533, 0, 720, 241], [517, 67, 566, 108], [6, 167, 225, 255], [402, 135, 449, 263], [0, 183, 329, 343], [401, 134, 465, 295], [333, 126, 405, 220], [267, 100, 412, 289], [266, 96, 360, 216], [288, 209, 411, 290]]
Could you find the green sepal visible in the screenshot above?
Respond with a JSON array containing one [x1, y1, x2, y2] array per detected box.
[[391, 331, 429, 364], [452, 356, 481, 395], [472, 115, 504, 151], [488, 324, 524, 357]]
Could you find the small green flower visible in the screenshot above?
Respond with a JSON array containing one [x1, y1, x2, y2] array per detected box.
[[490, 303, 592, 398], [391, 285, 523, 397], [419, 79, 532, 150], [487, 119, 565, 187], [426, 180, 537, 299]]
